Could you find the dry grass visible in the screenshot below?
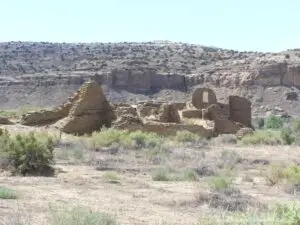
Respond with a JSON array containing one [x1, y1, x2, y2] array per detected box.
[[1, 126, 300, 224]]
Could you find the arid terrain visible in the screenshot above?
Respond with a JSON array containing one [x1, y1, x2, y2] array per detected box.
[[0, 123, 300, 225], [1, 41, 300, 225]]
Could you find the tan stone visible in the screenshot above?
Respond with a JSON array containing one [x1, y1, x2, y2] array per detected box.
[[158, 104, 180, 123], [55, 81, 115, 134], [236, 127, 254, 139], [182, 109, 202, 119], [229, 96, 252, 127], [192, 88, 217, 109], [172, 102, 186, 111], [20, 109, 67, 126], [115, 106, 137, 117]]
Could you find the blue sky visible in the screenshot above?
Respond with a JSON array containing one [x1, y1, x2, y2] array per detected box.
[[1, 0, 299, 52]]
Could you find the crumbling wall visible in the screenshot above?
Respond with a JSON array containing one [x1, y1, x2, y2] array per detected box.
[[192, 88, 217, 109], [182, 109, 202, 119], [229, 96, 252, 127], [158, 104, 181, 123], [55, 81, 115, 134], [20, 109, 67, 126], [20, 87, 80, 126]]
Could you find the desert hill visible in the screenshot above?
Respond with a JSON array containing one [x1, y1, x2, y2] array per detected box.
[[1, 41, 300, 117]]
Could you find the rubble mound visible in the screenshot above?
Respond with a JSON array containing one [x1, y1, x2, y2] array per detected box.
[[0, 117, 14, 125]]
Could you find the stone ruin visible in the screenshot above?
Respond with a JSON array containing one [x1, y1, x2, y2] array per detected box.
[[20, 80, 253, 137]]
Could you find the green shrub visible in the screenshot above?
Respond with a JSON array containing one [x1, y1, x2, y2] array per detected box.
[[274, 203, 300, 224], [198, 203, 300, 225], [152, 168, 171, 181], [182, 169, 198, 181], [128, 130, 162, 149], [102, 171, 120, 184], [209, 176, 232, 192], [265, 114, 283, 129], [283, 165, 300, 185], [281, 127, 295, 145], [241, 130, 282, 145], [0, 130, 55, 176], [87, 128, 162, 150], [293, 118, 300, 133], [49, 206, 117, 225], [174, 130, 200, 143], [0, 187, 18, 199]]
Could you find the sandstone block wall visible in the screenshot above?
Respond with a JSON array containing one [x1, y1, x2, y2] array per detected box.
[[192, 88, 217, 109], [182, 109, 202, 119], [229, 96, 252, 127]]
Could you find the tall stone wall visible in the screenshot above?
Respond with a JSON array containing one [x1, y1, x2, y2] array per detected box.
[[229, 96, 252, 128]]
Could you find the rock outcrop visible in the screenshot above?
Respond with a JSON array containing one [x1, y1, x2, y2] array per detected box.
[[0, 117, 14, 125]]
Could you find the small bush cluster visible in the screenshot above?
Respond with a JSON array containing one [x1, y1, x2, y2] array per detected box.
[[173, 130, 200, 143], [265, 114, 284, 129], [49, 206, 117, 225], [241, 130, 282, 145], [85, 128, 203, 151], [246, 115, 300, 145], [86, 128, 162, 150], [209, 176, 233, 192], [151, 167, 198, 181], [0, 187, 18, 199], [199, 203, 300, 225], [0, 129, 55, 176]]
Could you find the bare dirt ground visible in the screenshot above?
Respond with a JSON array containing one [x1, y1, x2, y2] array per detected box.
[[0, 124, 300, 225]]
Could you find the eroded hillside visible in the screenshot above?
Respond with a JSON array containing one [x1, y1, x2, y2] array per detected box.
[[1, 41, 300, 117]]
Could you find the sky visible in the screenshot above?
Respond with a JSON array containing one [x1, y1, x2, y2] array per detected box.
[[1, 0, 300, 52]]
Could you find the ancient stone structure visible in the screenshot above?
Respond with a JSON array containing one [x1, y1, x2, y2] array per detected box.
[[18, 81, 253, 138], [228, 96, 252, 128], [192, 88, 217, 109], [21, 80, 115, 134]]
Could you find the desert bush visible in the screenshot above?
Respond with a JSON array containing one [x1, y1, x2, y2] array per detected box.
[[281, 127, 295, 145], [265, 114, 283, 129], [198, 203, 300, 224], [152, 168, 171, 181], [274, 203, 300, 224], [0, 130, 55, 176], [182, 169, 198, 181], [88, 128, 130, 148], [283, 165, 300, 185], [173, 130, 201, 143], [264, 164, 284, 186], [209, 176, 233, 192], [87, 128, 163, 150], [102, 171, 120, 184], [218, 150, 242, 169], [293, 118, 300, 133], [241, 130, 282, 145], [49, 206, 117, 225], [128, 130, 162, 149], [0, 187, 18, 199]]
